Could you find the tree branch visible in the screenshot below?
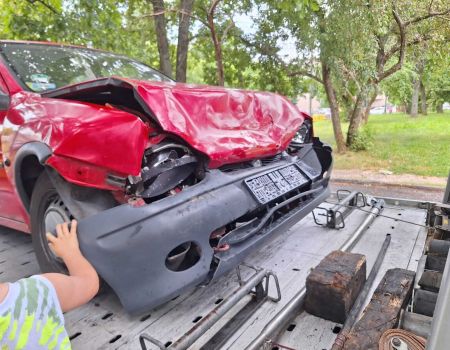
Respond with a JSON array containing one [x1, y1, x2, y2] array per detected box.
[[220, 19, 235, 44], [208, 0, 222, 17], [375, 9, 406, 83], [239, 35, 280, 58], [27, 0, 59, 14], [385, 34, 433, 61], [428, 0, 435, 13], [240, 35, 323, 83], [404, 8, 450, 26], [287, 70, 323, 84]]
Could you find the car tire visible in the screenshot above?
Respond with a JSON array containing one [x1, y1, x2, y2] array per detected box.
[[30, 171, 72, 273]]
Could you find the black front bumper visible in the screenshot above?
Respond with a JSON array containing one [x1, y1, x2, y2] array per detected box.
[[77, 141, 332, 314]]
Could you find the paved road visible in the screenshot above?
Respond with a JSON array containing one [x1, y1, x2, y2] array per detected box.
[[331, 180, 445, 202]]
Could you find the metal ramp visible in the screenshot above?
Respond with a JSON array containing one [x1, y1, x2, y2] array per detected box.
[[0, 193, 430, 349]]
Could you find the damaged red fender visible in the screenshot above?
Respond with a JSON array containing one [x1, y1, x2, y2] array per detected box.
[[5, 77, 305, 192], [46, 77, 306, 168], [131, 79, 305, 168], [4, 92, 150, 190], [134, 80, 303, 168]]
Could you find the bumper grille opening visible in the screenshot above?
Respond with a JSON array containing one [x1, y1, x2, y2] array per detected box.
[[165, 241, 201, 272]]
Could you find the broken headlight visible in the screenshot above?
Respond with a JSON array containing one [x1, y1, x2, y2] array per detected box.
[[292, 119, 313, 144]]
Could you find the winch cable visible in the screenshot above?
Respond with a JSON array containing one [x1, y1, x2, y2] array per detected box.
[[323, 200, 430, 229]]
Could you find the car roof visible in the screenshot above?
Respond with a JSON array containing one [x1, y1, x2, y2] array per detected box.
[[0, 40, 106, 53]]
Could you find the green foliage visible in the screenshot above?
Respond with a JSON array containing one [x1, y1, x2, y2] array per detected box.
[[381, 64, 416, 108], [0, 0, 160, 67], [314, 112, 450, 177], [0, 0, 448, 107], [423, 49, 450, 111], [348, 126, 374, 152]]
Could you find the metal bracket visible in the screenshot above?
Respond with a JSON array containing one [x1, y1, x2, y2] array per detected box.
[[313, 190, 367, 229], [312, 206, 346, 229], [236, 263, 262, 286], [139, 265, 281, 350]]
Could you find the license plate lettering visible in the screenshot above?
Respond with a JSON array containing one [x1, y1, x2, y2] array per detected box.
[[245, 165, 308, 204]]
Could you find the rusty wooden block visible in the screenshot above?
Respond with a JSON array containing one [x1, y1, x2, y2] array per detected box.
[[342, 268, 415, 350], [304, 250, 366, 323]]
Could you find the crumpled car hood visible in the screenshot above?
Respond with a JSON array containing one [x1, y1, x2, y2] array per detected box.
[[44, 77, 305, 168]]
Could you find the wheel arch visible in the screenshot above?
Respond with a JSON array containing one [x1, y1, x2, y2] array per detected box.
[[14, 142, 52, 212]]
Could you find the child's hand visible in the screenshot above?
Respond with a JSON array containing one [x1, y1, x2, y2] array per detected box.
[[46, 220, 80, 260]]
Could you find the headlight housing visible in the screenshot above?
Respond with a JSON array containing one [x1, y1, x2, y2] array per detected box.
[[291, 119, 313, 144]]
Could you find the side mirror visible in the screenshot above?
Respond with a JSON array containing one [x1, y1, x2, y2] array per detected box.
[[0, 94, 9, 110]]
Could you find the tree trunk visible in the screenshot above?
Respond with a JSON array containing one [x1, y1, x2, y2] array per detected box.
[[207, 13, 225, 86], [175, 0, 194, 82], [420, 81, 427, 115], [149, 0, 172, 77], [437, 103, 443, 113], [410, 77, 420, 117], [405, 103, 411, 114], [322, 63, 346, 153], [362, 88, 378, 124], [346, 91, 367, 147]]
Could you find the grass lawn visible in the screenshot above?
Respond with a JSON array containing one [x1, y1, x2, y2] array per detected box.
[[313, 112, 450, 178]]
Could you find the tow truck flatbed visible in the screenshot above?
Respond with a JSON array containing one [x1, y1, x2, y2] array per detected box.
[[0, 193, 432, 349]]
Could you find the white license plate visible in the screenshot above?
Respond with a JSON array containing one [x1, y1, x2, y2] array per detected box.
[[245, 165, 309, 204]]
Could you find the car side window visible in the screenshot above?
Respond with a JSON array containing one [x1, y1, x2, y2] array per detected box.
[[0, 74, 10, 110]]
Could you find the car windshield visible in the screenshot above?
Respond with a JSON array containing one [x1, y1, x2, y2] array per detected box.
[[0, 43, 172, 92]]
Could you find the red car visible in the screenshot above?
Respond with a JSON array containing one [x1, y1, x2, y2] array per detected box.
[[0, 41, 332, 314]]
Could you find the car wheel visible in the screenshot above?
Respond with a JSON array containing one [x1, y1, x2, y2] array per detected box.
[[30, 171, 73, 273]]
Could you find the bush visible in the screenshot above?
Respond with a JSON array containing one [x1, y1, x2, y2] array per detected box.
[[349, 126, 374, 151]]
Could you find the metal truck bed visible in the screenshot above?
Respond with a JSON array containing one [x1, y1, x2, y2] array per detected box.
[[0, 193, 429, 349]]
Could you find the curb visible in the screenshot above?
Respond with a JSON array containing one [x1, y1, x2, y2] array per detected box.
[[331, 178, 445, 192]]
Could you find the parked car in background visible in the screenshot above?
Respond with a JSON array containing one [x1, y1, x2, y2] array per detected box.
[[312, 107, 331, 121], [369, 106, 386, 115], [0, 41, 332, 314]]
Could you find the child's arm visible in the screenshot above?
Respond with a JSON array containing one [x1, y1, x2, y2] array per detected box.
[[42, 220, 99, 312]]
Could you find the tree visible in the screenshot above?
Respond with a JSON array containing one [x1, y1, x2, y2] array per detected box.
[[424, 54, 450, 113], [146, 0, 195, 81], [245, 0, 371, 152], [410, 57, 426, 117], [0, 0, 65, 41], [176, 0, 195, 82], [336, 1, 449, 145], [381, 63, 415, 112], [246, 0, 449, 152], [148, 0, 173, 77], [382, 39, 449, 116], [189, 0, 252, 86]]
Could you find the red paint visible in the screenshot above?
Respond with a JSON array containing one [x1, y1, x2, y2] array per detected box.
[[47, 77, 305, 168], [0, 41, 308, 233], [4, 92, 150, 179], [131, 79, 305, 168]]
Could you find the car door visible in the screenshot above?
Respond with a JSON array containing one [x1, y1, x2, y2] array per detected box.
[[0, 73, 28, 228]]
